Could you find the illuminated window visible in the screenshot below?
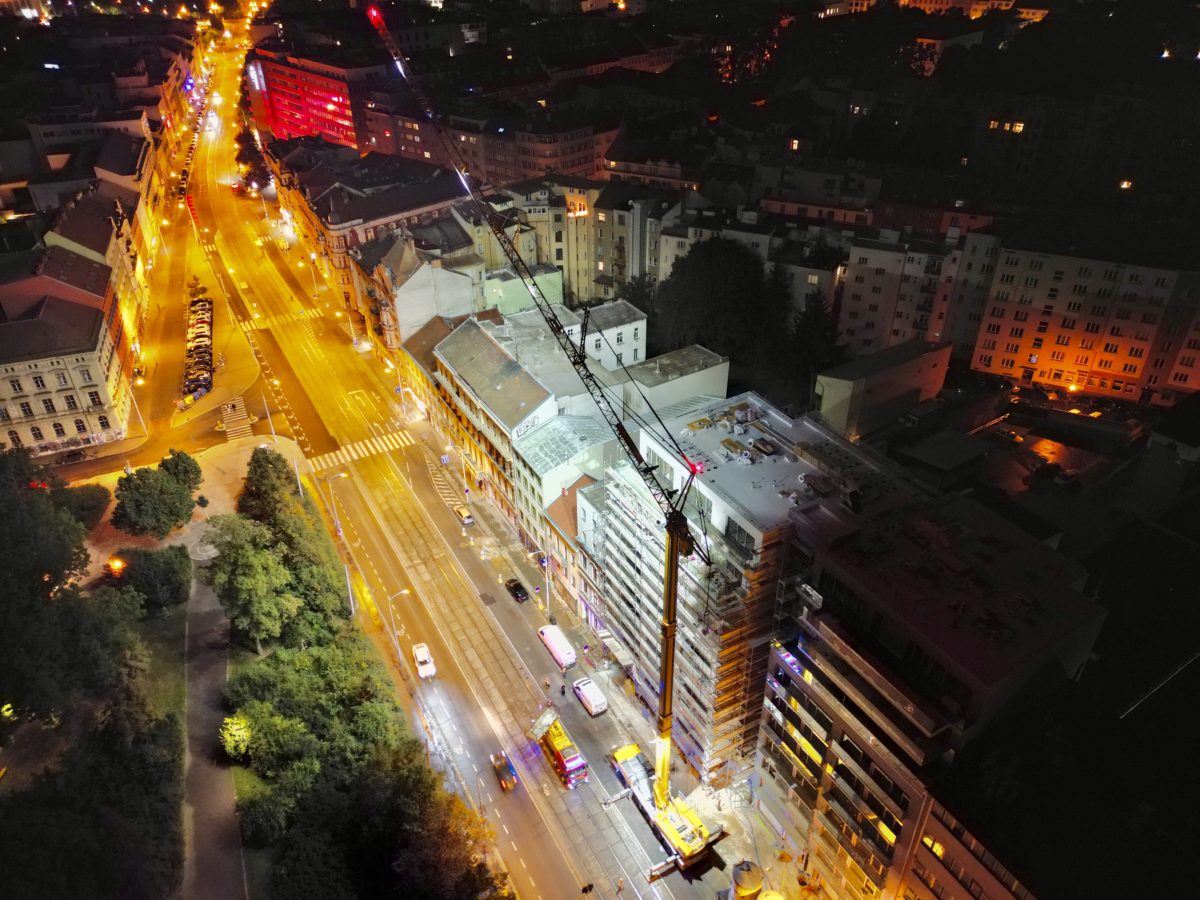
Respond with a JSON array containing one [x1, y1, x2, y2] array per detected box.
[[1119, 179, 1133, 190], [988, 119, 999, 129], [789, 138, 800, 151], [1012, 121, 1025, 133], [922, 835, 945, 859]]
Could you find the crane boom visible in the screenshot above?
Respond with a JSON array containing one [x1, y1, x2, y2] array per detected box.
[[366, 4, 679, 518], [366, 6, 709, 831]]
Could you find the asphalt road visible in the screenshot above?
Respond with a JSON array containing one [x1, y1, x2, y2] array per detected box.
[[69, 33, 735, 900]]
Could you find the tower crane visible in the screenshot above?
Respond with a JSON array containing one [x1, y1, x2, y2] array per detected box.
[[366, 5, 719, 868]]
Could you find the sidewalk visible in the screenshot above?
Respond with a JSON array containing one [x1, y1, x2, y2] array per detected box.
[[169, 234, 262, 431], [401, 419, 806, 896]]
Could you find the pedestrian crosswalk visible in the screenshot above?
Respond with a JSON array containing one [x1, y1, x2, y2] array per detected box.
[[425, 453, 463, 507], [222, 397, 254, 441], [308, 430, 415, 471], [244, 307, 323, 331]]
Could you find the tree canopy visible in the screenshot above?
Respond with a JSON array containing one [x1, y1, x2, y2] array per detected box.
[[112, 466, 196, 539], [217, 448, 509, 897], [0, 451, 92, 716], [0, 452, 183, 898], [206, 515, 299, 655], [119, 545, 194, 612], [650, 238, 821, 404], [159, 449, 203, 493]]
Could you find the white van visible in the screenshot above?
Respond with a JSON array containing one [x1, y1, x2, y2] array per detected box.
[[537, 624, 576, 671], [572, 677, 607, 716]]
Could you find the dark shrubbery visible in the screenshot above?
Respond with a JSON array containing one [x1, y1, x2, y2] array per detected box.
[[119, 545, 194, 611], [0, 449, 183, 898], [54, 482, 112, 530]]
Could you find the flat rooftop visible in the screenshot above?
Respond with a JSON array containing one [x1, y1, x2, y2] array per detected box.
[[652, 392, 917, 535], [819, 339, 950, 383], [815, 492, 1101, 689], [627, 345, 726, 388]]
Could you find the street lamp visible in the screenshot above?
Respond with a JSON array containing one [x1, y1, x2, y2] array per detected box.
[[385, 588, 410, 658], [323, 471, 348, 536], [308, 251, 319, 299]]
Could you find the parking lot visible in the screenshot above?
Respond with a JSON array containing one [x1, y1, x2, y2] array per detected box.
[[183, 294, 214, 398]]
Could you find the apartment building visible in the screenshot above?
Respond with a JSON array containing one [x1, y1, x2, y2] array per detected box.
[[445, 113, 621, 186], [0, 246, 134, 454], [591, 182, 674, 299], [245, 45, 390, 150], [760, 481, 1103, 899], [839, 230, 1001, 360], [771, 240, 843, 311], [513, 416, 616, 586], [432, 318, 558, 527], [587, 394, 840, 786], [968, 224, 1200, 405], [270, 144, 472, 317], [499, 176, 605, 304], [44, 182, 155, 352]]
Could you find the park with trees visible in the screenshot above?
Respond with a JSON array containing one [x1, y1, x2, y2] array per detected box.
[[213, 447, 509, 899], [0, 443, 503, 898], [0, 449, 190, 898]]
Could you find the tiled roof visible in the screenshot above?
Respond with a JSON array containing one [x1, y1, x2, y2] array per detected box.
[[37, 244, 112, 298], [434, 318, 551, 431], [314, 173, 469, 227], [94, 131, 145, 177], [581, 298, 645, 331], [545, 474, 598, 544], [49, 194, 117, 257], [0, 296, 104, 364]]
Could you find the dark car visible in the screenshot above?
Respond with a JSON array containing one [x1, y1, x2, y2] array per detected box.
[[490, 751, 517, 792], [504, 578, 529, 603]]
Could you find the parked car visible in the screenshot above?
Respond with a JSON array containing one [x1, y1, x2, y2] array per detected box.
[[453, 504, 474, 526], [504, 578, 529, 603], [490, 751, 518, 792], [1055, 468, 1081, 488], [993, 429, 1023, 445], [571, 677, 608, 716], [412, 643, 436, 679]]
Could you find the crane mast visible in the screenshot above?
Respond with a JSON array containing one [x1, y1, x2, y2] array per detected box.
[[365, 5, 704, 820]]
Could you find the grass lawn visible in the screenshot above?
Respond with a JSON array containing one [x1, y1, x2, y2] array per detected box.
[[137, 605, 188, 718]]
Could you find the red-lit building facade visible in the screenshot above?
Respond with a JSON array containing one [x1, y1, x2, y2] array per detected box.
[[245, 46, 389, 150]]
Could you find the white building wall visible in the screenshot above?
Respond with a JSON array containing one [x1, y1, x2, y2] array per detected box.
[[393, 262, 475, 342]]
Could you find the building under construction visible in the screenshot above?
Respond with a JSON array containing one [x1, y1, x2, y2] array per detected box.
[[585, 393, 894, 787]]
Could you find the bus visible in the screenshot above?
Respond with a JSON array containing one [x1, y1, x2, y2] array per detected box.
[[540, 718, 589, 789], [537, 624, 576, 670]]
